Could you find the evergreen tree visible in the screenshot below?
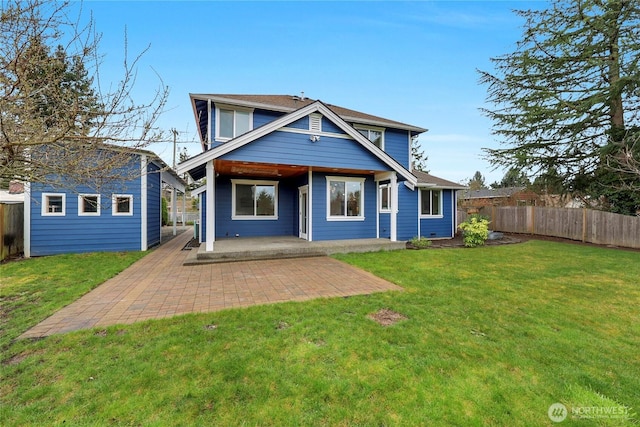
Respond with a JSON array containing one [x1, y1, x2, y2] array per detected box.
[[411, 137, 429, 172], [479, 0, 640, 213]]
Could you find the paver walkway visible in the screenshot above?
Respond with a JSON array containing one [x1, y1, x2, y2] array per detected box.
[[21, 231, 403, 338]]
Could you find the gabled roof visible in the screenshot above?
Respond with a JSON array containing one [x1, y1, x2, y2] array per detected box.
[[178, 100, 417, 185], [190, 94, 428, 134], [412, 169, 467, 190]]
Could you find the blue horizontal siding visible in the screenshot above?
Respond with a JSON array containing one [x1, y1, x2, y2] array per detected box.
[[384, 128, 411, 169], [29, 159, 145, 256], [379, 213, 391, 238], [397, 184, 418, 241], [222, 131, 389, 171], [311, 172, 377, 240], [214, 176, 296, 238], [419, 189, 455, 239], [147, 163, 161, 247], [322, 117, 347, 135], [253, 109, 284, 128]]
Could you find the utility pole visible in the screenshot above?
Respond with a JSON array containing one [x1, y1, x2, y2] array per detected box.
[[171, 128, 179, 169]]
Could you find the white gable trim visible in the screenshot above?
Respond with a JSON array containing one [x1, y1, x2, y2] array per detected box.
[[178, 101, 416, 185]]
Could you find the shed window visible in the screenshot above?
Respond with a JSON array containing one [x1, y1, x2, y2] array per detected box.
[[42, 193, 66, 216], [420, 189, 442, 217], [232, 179, 278, 220], [79, 194, 100, 216], [112, 195, 133, 216], [326, 176, 365, 220]]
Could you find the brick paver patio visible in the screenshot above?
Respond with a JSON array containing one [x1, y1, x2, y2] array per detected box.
[[20, 231, 403, 338]]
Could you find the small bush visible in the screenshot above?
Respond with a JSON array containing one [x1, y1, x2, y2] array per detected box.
[[409, 236, 432, 249], [458, 216, 490, 247]]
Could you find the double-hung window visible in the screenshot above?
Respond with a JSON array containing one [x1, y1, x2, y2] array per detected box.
[[78, 194, 100, 216], [216, 105, 253, 141], [420, 189, 442, 217], [327, 176, 365, 220], [355, 125, 384, 149], [232, 179, 278, 220], [42, 193, 66, 216]]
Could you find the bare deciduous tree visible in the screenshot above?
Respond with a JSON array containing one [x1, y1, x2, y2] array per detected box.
[[0, 0, 169, 192]]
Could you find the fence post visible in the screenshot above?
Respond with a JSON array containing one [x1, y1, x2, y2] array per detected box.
[[582, 208, 587, 243], [0, 204, 4, 261], [530, 205, 535, 235]]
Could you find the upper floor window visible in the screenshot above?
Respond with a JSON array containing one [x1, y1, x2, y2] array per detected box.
[[78, 194, 100, 216], [326, 176, 365, 221], [232, 179, 278, 220], [42, 193, 65, 216], [216, 105, 253, 141], [355, 125, 385, 149], [420, 189, 442, 217], [112, 194, 133, 216]]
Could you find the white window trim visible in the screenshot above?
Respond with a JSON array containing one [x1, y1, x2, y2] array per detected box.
[[354, 124, 385, 150], [112, 194, 134, 216], [41, 193, 66, 216], [379, 183, 391, 213], [78, 194, 101, 216], [419, 188, 444, 219], [231, 179, 279, 220], [215, 104, 254, 142], [326, 176, 366, 221]]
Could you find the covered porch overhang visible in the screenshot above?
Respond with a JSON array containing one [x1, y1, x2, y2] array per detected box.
[[190, 159, 405, 252]]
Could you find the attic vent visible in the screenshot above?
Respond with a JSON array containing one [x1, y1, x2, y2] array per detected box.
[[309, 113, 322, 132]]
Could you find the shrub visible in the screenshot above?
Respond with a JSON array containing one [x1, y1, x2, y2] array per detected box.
[[458, 216, 490, 247], [409, 236, 432, 249]]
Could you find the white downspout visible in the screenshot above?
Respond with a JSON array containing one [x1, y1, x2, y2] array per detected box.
[[207, 99, 212, 147]]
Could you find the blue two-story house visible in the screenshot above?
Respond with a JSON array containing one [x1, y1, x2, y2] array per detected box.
[[177, 94, 465, 252]]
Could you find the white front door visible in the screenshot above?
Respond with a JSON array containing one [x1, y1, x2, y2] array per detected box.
[[299, 185, 309, 240]]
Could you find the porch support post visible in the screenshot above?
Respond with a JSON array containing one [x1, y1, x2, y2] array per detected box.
[[308, 168, 313, 241], [390, 173, 398, 242], [205, 160, 215, 252], [171, 187, 177, 236], [182, 189, 186, 225]]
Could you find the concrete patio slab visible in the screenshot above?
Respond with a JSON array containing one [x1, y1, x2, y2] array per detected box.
[[20, 230, 403, 339]]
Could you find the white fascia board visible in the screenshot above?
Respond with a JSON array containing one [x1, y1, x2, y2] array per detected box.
[[318, 104, 417, 185], [178, 101, 417, 186], [191, 185, 206, 196], [190, 95, 206, 151]]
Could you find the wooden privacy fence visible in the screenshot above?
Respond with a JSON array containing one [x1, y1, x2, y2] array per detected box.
[[1, 203, 24, 261], [471, 206, 640, 249]]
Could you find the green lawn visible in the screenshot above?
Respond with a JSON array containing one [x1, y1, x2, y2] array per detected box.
[[1, 241, 639, 426]]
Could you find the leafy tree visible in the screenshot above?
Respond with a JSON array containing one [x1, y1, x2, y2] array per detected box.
[[479, 0, 640, 213], [0, 0, 168, 192], [411, 136, 429, 172], [467, 171, 487, 191]]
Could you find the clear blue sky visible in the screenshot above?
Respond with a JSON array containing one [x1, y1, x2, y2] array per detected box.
[[80, 0, 543, 185]]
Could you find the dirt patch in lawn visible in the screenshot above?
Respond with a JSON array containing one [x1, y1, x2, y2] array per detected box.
[[367, 309, 408, 326]]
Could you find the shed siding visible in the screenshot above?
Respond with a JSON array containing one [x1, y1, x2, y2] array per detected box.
[[221, 131, 389, 171], [310, 172, 377, 240], [419, 189, 455, 239], [30, 174, 143, 256], [146, 162, 161, 247]]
